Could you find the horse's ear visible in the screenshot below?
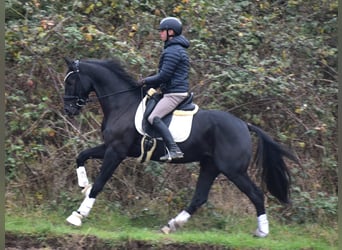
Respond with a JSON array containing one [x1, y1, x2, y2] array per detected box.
[[63, 57, 73, 67]]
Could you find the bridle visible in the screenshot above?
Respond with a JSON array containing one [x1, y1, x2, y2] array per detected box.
[[63, 60, 141, 107]]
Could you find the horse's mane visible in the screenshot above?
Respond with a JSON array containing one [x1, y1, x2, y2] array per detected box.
[[84, 58, 138, 86]]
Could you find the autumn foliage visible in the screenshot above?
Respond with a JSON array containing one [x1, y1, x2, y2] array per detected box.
[[5, 0, 337, 224]]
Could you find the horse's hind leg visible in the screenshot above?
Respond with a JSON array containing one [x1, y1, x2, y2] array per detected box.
[[226, 172, 269, 237], [162, 158, 220, 234], [75, 144, 106, 188]]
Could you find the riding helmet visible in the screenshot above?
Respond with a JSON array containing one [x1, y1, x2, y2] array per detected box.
[[158, 17, 182, 35]]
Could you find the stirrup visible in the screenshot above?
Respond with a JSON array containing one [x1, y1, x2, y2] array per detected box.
[[160, 149, 184, 161], [171, 151, 184, 159]]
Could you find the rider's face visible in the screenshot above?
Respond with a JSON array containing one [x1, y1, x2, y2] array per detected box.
[[159, 30, 167, 41]]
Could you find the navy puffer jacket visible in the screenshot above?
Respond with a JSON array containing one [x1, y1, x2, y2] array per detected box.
[[144, 35, 190, 94]]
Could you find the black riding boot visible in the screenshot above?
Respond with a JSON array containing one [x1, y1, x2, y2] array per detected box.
[[152, 117, 184, 161]]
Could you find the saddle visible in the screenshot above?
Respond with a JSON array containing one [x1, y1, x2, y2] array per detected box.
[[134, 88, 199, 162]]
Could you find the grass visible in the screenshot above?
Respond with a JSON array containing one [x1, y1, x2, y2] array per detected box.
[[5, 204, 337, 250]]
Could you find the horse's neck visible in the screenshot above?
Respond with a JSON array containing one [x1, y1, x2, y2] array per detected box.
[[99, 91, 141, 122], [85, 63, 141, 122]]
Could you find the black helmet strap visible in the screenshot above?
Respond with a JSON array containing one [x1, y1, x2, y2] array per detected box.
[[166, 29, 176, 41]]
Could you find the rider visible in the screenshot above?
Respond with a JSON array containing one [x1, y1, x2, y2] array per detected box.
[[139, 17, 190, 161]]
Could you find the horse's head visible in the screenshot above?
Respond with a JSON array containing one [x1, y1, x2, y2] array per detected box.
[[63, 58, 92, 116]]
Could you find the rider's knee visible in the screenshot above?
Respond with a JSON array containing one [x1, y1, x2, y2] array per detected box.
[[149, 115, 160, 125]]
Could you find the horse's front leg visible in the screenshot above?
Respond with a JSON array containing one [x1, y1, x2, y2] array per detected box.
[[67, 147, 124, 226], [76, 144, 106, 188]]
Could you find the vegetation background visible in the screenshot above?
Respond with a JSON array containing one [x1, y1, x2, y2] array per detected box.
[[5, 0, 337, 248]]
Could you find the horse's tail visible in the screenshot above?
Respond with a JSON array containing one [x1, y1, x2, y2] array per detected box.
[[247, 123, 299, 204]]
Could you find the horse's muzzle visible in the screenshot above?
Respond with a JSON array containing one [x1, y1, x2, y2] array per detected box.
[[63, 96, 87, 116], [64, 103, 81, 116]]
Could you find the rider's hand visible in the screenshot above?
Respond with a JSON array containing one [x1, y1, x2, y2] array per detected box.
[[137, 78, 145, 86], [137, 74, 145, 86]]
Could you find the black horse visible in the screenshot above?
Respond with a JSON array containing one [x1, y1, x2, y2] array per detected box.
[[63, 58, 298, 237]]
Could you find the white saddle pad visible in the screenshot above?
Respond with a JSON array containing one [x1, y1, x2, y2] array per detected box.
[[134, 96, 199, 143]]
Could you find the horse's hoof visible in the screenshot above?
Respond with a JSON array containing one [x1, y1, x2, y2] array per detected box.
[[66, 211, 83, 226], [81, 184, 92, 197], [161, 218, 179, 234], [161, 225, 171, 234], [253, 228, 268, 237]]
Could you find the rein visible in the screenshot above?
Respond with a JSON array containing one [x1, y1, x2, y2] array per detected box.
[[89, 86, 141, 102]]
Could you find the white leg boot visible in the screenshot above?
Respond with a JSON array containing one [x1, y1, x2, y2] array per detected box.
[[254, 214, 269, 237], [77, 196, 96, 217], [161, 210, 191, 234], [66, 196, 95, 227], [76, 166, 89, 188]]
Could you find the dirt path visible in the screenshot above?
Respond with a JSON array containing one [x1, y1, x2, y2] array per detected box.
[[6, 232, 235, 250]]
